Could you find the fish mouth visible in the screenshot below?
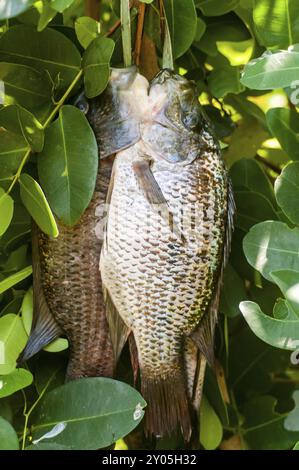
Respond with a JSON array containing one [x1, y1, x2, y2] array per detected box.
[[110, 65, 138, 90]]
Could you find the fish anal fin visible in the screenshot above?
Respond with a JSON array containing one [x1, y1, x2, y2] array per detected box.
[[132, 159, 186, 243], [104, 287, 130, 362]]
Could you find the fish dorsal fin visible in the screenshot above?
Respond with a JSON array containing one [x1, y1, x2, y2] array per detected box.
[[103, 287, 130, 363], [18, 224, 62, 364], [132, 159, 185, 243]]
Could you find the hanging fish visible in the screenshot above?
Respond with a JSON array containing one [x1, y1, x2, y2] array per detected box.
[[17, 69, 140, 379], [100, 68, 235, 440]]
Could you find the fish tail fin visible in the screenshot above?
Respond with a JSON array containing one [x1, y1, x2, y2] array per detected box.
[[141, 367, 192, 441]]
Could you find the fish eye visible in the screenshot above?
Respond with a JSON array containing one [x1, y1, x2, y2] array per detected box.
[[73, 93, 89, 114], [181, 111, 202, 132]]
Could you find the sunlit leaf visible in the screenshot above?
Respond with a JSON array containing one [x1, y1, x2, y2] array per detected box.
[[163, 0, 197, 58], [267, 108, 299, 161], [0, 188, 14, 237], [199, 395, 223, 450], [75, 16, 101, 49], [0, 368, 33, 398], [275, 162, 299, 224], [38, 105, 98, 226], [0, 314, 28, 374], [243, 221, 299, 281], [198, 0, 240, 16], [0, 417, 19, 450], [271, 270, 299, 317], [82, 37, 114, 98], [0, 266, 32, 295], [19, 174, 58, 238], [240, 300, 299, 350]]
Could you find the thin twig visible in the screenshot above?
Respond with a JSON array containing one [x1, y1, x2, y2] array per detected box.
[[85, 0, 100, 20], [105, 18, 121, 36], [134, 2, 146, 66]]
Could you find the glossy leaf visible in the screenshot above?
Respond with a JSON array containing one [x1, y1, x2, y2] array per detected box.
[[241, 50, 299, 90], [267, 108, 299, 161], [83, 37, 114, 98], [0, 25, 81, 91], [230, 158, 275, 205], [0, 62, 51, 110], [0, 417, 19, 450], [240, 301, 299, 350], [199, 395, 223, 450], [0, 0, 34, 20], [234, 190, 277, 232], [0, 369, 33, 399], [243, 221, 299, 281], [0, 188, 14, 237], [243, 396, 299, 450], [0, 266, 32, 295], [0, 314, 28, 374], [75, 17, 101, 49], [253, 0, 299, 49], [271, 270, 299, 317], [0, 105, 44, 153], [275, 162, 299, 224], [19, 174, 58, 238], [31, 378, 146, 449], [50, 0, 75, 12], [38, 106, 98, 226], [208, 66, 245, 98], [198, 0, 240, 16], [163, 0, 197, 59]]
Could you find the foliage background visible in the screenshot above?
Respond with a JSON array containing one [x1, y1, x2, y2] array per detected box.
[[0, 0, 299, 450]]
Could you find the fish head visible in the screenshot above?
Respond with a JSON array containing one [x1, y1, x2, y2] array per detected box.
[[150, 69, 208, 135]]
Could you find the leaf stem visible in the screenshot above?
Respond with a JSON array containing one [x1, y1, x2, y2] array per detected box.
[[134, 2, 146, 66], [121, 0, 132, 67], [6, 69, 83, 196]]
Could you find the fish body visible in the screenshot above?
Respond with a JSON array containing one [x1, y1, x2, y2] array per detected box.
[[18, 72, 140, 379], [100, 69, 234, 438]]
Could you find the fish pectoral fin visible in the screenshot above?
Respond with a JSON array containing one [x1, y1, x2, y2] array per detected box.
[[132, 159, 185, 243], [104, 287, 130, 362]]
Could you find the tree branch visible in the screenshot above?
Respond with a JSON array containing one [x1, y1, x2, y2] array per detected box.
[[85, 0, 100, 20]]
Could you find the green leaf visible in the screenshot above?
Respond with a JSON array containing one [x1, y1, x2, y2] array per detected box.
[[50, 0, 74, 12], [37, 1, 57, 32], [253, 0, 299, 49], [0, 105, 44, 153], [0, 314, 28, 374], [83, 37, 114, 98], [19, 174, 58, 238], [0, 417, 19, 450], [273, 298, 298, 320], [285, 391, 299, 432], [75, 16, 101, 49], [0, 266, 32, 295], [0, 62, 52, 110], [243, 396, 299, 450], [275, 162, 299, 224], [198, 0, 240, 16], [267, 108, 299, 161], [240, 301, 299, 350], [208, 65, 245, 98], [0, 25, 81, 92], [241, 49, 299, 90], [0, 188, 14, 237], [0, 128, 28, 182], [243, 221, 299, 281], [163, 0, 197, 59], [230, 158, 275, 205], [0, 368, 33, 398], [22, 288, 68, 353], [38, 105, 98, 226], [271, 270, 299, 317], [0, 0, 34, 20], [26, 443, 70, 450], [234, 190, 277, 232], [199, 395, 223, 450], [220, 263, 246, 317], [31, 378, 146, 449]]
